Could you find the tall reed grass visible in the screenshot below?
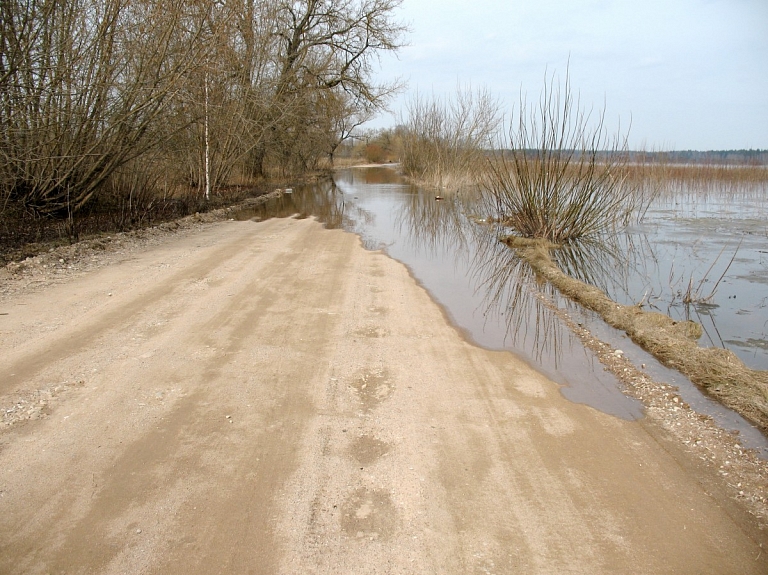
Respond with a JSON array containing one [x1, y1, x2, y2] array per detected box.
[[628, 161, 768, 201]]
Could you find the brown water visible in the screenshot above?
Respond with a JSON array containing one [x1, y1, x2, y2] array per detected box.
[[235, 166, 768, 456]]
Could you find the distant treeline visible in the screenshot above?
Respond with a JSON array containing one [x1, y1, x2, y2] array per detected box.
[[628, 150, 768, 165], [484, 149, 768, 166]]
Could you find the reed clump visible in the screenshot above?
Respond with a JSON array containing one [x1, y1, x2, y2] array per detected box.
[[481, 72, 649, 243]]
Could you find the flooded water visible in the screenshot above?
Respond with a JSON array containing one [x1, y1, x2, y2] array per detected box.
[[594, 186, 768, 371], [235, 166, 768, 456]]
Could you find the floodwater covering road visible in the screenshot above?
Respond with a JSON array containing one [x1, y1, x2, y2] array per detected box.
[[1, 193, 767, 572]]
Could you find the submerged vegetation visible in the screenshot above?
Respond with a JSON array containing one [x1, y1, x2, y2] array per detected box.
[[504, 235, 768, 434]]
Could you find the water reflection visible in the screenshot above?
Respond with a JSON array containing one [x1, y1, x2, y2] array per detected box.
[[234, 180, 349, 228], [232, 167, 768, 449], [395, 193, 471, 257], [629, 174, 768, 368], [235, 168, 768, 377], [574, 204, 768, 370], [389, 176, 572, 367], [550, 236, 628, 294], [348, 165, 405, 185], [235, 167, 644, 420], [470, 227, 566, 365], [494, 171, 768, 372]]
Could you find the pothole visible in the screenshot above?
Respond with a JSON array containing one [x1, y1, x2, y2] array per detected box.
[[341, 487, 397, 540], [350, 370, 393, 411], [348, 435, 391, 466]]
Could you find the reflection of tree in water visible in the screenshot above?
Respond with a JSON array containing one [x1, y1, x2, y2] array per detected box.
[[490, 223, 733, 358], [391, 181, 579, 365], [236, 179, 365, 230], [246, 169, 636, 368], [335, 166, 404, 186], [470, 226, 571, 365], [474, 224, 726, 366], [394, 191, 472, 259], [357, 166, 404, 185], [551, 235, 630, 293]]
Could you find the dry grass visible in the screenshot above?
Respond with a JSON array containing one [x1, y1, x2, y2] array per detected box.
[[633, 161, 768, 184], [623, 162, 768, 203], [504, 235, 768, 435]]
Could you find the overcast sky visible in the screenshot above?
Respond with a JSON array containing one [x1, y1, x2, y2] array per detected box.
[[368, 0, 768, 151]]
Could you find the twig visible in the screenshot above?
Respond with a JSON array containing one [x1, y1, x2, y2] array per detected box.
[[703, 238, 743, 301]]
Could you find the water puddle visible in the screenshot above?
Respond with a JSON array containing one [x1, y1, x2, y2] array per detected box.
[[235, 166, 768, 455]]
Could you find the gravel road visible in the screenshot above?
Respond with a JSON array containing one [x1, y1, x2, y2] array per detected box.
[[1, 217, 766, 574]]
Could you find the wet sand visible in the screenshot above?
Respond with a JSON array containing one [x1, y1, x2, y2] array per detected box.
[[1, 217, 766, 574]]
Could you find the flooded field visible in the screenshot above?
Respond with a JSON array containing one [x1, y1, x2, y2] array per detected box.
[[598, 184, 768, 371], [235, 166, 768, 455]]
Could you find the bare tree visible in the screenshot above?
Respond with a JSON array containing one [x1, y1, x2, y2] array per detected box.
[[324, 91, 376, 165], [251, 0, 406, 176], [0, 0, 406, 230], [0, 0, 211, 217]]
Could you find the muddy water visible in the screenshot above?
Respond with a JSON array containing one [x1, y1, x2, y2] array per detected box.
[[235, 166, 768, 455]]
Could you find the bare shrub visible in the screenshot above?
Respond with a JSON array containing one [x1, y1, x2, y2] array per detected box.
[[399, 86, 502, 189], [102, 158, 171, 232], [365, 144, 387, 164], [0, 0, 407, 253], [482, 71, 647, 243], [0, 0, 210, 217]]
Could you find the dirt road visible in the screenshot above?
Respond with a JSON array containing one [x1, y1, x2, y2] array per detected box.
[[1, 217, 766, 574]]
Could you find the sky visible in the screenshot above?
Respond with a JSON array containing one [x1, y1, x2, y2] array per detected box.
[[367, 0, 768, 151]]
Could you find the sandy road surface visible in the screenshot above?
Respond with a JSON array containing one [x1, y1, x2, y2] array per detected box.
[[1, 217, 766, 574]]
